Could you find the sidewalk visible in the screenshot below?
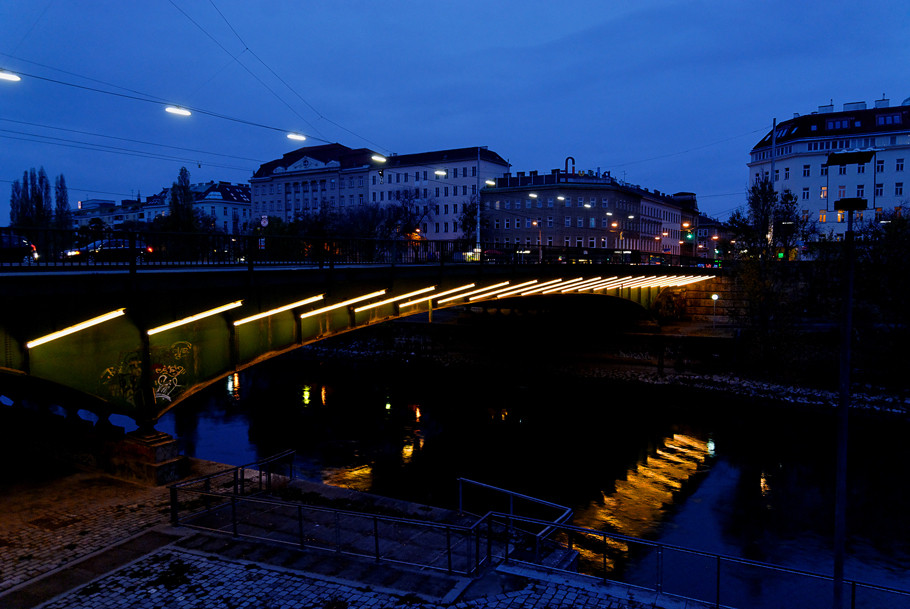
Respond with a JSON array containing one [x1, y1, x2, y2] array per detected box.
[[0, 461, 696, 609]]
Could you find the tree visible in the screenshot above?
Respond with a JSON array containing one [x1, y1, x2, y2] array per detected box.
[[167, 167, 196, 231], [9, 179, 22, 226], [54, 174, 72, 230]]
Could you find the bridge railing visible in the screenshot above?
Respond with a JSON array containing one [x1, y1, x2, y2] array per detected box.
[[2, 226, 713, 270]]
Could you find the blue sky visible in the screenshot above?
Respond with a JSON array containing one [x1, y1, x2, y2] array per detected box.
[[1, 0, 908, 223]]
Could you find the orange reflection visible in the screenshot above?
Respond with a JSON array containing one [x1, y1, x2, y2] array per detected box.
[[572, 434, 711, 568]]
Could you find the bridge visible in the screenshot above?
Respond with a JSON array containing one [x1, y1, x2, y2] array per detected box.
[[0, 262, 720, 480]]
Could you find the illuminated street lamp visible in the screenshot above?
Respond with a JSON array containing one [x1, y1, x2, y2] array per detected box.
[[711, 293, 719, 328], [165, 106, 192, 116], [532, 219, 543, 263], [0, 69, 21, 82]]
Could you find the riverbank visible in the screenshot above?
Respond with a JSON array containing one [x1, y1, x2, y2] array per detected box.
[[298, 320, 910, 420]]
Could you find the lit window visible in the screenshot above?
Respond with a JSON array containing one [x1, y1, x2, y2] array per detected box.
[[820, 186, 827, 199]]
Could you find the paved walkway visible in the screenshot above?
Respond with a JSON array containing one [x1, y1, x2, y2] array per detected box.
[[0, 461, 700, 609]]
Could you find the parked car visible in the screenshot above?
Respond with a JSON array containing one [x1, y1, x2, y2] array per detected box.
[[62, 239, 154, 263], [0, 233, 39, 264]]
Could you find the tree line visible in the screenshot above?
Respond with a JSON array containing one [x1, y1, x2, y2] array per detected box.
[[8, 167, 72, 229]]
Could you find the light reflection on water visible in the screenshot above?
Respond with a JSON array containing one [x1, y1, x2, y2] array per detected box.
[[155, 353, 909, 596]]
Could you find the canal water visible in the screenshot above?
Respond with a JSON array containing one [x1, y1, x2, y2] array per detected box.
[[152, 344, 910, 606]]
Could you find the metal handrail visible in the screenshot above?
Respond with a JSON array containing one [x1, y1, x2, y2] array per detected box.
[[476, 511, 910, 609]]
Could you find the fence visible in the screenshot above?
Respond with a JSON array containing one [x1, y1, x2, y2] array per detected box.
[[169, 454, 909, 608], [1, 226, 707, 270]]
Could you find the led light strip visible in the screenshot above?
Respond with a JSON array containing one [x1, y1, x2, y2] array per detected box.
[[148, 301, 243, 335], [27, 308, 126, 349], [515, 278, 566, 296], [233, 295, 324, 326], [354, 286, 436, 312], [300, 290, 386, 319], [498, 278, 564, 299], [437, 281, 510, 304], [541, 277, 592, 294], [469, 280, 538, 301], [559, 277, 607, 293], [399, 283, 475, 308]]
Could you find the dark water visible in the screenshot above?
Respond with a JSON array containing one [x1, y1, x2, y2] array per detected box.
[[152, 348, 910, 604]]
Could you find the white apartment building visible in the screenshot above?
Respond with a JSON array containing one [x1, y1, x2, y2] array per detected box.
[[748, 96, 910, 238], [250, 143, 510, 239]]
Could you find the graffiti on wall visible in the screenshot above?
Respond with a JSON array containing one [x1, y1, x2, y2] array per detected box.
[[99, 351, 143, 407], [98, 340, 196, 407], [151, 340, 194, 403]]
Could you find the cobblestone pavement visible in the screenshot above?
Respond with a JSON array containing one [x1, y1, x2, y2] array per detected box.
[[0, 461, 227, 594], [38, 546, 653, 609], [0, 462, 675, 609]]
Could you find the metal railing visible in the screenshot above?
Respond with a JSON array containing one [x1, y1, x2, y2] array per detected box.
[[1, 226, 709, 271], [169, 455, 910, 608], [478, 512, 910, 609]]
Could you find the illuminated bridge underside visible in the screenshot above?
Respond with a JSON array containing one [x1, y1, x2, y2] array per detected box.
[[6, 273, 710, 422]]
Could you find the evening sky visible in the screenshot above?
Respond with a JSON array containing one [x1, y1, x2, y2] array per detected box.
[[1, 1, 907, 222]]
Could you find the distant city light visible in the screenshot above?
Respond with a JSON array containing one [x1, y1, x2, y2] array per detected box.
[[287, 132, 306, 141], [164, 106, 192, 116], [0, 70, 21, 82]]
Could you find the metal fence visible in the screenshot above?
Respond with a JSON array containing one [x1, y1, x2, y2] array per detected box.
[[169, 454, 909, 608], [1, 226, 708, 270], [485, 513, 910, 609]]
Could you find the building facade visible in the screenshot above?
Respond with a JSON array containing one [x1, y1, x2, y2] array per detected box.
[[250, 143, 510, 240], [480, 169, 698, 263], [72, 181, 251, 234], [748, 96, 910, 238]]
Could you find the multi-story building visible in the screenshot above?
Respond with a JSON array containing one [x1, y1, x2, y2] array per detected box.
[[748, 96, 910, 238], [250, 143, 510, 240], [145, 181, 252, 234], [72, 181, 251, 234], [481, 168, 698, 263]]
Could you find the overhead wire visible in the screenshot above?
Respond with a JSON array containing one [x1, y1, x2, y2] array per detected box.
[[204, 0, 389, 152], [167, 0, 324, 139], [0, 118, 265, 163]]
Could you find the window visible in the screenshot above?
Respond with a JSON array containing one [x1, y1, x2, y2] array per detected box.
[[547, 216, 553, 227], [819, 209, 827, 223], [802, 187, 810, 200], [838, 165, 847, 175], [774, 169, 779, 182], [801, 209, 809, 222], [444, 187, 449, 197], [504, 219, 511, 229], [857, 185, 865, 198], [838, 185, 846, 199], [876, 113, 902, 126], [435, 187, 440, 197], [897, 159, 905, 171], [472, 166, 476, 177], [875, 207, 883, 221], [821, 165, 828, 176], [372, 175, 377, 185], [876, 160, 885, 173], [564, 216, 571, 227], [858, 164, 865, 174], [820, 186, 827, 199], [875, 183, 884, 197], [577, 217, 583, 228], [803, 165, 810, 177], [784, 167, 790, 180], [896, 182, 904, 196]]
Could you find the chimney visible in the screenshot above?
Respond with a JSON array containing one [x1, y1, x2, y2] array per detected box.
[[875, 97, 890, 108], [843, 101, 866, 111]]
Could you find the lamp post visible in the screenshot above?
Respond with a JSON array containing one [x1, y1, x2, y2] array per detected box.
[[532, 220, 543, 264], [711, 293, 719, 328]]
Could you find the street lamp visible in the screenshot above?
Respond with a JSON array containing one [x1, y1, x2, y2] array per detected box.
[[532, 219, 543, 263], [711, 293, 719, 328]]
